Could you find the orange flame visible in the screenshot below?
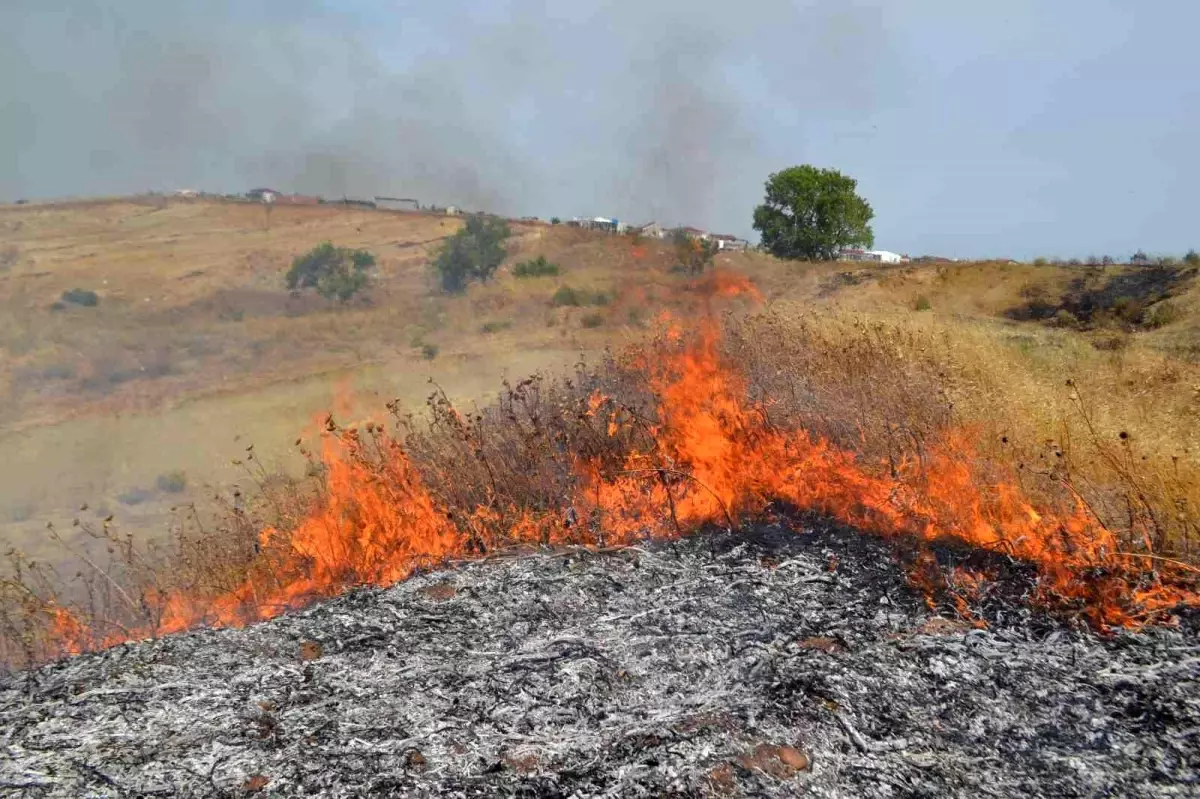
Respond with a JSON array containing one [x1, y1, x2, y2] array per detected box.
[[37, 285, 1200, 661]]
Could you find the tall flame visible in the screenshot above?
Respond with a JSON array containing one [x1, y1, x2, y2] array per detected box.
[[35, 272, 1199, 660]]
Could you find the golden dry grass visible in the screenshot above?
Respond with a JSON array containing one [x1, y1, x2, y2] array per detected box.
[[4, 197, 1200, 666], [2, 195, 1199, 569]]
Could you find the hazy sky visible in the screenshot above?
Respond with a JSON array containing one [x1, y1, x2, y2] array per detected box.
[[2, 1, 1197, 259]]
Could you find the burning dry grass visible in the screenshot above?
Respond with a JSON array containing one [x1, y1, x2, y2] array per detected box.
[[3, 274, 1199, 670]]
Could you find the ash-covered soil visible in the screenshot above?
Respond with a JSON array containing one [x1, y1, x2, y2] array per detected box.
[[2, 522, 1198, 798]]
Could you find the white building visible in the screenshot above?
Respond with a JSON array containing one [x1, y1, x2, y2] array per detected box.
[[841, 248, 908, 264], [711, 234, 750, 252]]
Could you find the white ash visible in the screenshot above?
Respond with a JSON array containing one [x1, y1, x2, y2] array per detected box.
[[2, 523, 1198, 798]]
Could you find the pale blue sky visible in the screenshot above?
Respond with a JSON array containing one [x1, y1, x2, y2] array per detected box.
[[3, 1, 1197, 259]]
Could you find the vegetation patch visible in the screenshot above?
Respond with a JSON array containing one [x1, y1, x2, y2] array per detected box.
[[551, 286, 611, 308], [513, 255, 560, 278], [432, 214, 511, 293], [480, 319, 513, 334], [61, 288, 99, 307], [286, 242, 375, 303]]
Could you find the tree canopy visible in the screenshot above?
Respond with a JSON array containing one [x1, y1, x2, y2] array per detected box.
[[752, 165, 874, 260], [285, 242, 375, 302], [432, 214, 512, 293]]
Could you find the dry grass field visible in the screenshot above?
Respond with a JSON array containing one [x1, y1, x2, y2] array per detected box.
[[2, 195, 1199, 578]]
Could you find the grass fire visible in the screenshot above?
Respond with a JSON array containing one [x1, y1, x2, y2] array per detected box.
[[7, 270, 1196, 665]]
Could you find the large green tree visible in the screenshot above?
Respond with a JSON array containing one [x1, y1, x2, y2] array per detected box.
[[432, 214, 512, 293], [752, 165, 874, 260]]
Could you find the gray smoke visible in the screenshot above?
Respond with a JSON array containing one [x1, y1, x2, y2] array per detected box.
[[0, 0, 899, 235]]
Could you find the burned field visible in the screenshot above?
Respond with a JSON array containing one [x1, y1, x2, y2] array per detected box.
[[3, 522, 1198, 798]]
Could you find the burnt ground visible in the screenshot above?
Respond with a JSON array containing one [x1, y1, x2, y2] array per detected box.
[[2, 520, 1198, 798], [1005, 264, 1198, 328]]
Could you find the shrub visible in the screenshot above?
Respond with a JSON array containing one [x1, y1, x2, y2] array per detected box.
[[0, 245, 18, 271], [1052, 309, 1080, 328], [913, 295, 932, 312], [420, 343, 440, 360], [581, 312, 605, 329], [550, 217, 561, 225], [432, 214, 512, 293], [513, 255, 560, 278], [1145, 301, 1181, 329], [671, 229, 719, 274], [552, 286, 611, 308], [1111, 295, 1144, 323], [480, 320, 513, 334], [1184, 249, 1200, 266], [286, 242, 375, 302], [552, 286, 582, 307], [1033, 257, 1048, 267], [62, 288, 99, 307], [155, 471, 188, 494]]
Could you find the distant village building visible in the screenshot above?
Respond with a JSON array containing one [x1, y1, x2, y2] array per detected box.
[[374, 196, 420, 211], [444, 205, 461, 216], [275, 194, 320, 206], [173, 188, 199, 198], [246, 188, 279, 203], [710, 234, 750, 252], [840, 248, 909, 264], [674, 226, 711, 240], [636, 222, 667, 239], [569, 216, 623, 233]]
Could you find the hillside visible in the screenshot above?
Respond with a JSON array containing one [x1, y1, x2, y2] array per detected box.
[[2, 194, 1200, 612]]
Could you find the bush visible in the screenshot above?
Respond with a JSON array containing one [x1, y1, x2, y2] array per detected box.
[[286, 242, 375, 302], [581, 312, 605, 329], [1145, 301, 1181, 329], [551, 286, 611, 308], [913, 295, 932, 312], [1184, 250, 1200, 266], [62, 288, 99, 307], [432, 214, 512, 293], [513, 255, 560, 278], [155, 471, 188, 494], [671, 230, 719, 275], [1032, 258, 1048, 267], [551, 286, 582, 307], [480, 320, 512, 334], [550, 217, 561, 225], [420, 343, 440, 360], [1052, 309, 1080, 328]]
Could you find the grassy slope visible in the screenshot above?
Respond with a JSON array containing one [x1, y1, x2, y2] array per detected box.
[[2, 196, 1199, 561]]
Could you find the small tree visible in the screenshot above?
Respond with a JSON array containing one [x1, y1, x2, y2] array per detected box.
[[286, 242, 375, 302], [1184, 249, 1199, 266], [671, 229, 719, 274], [752, 165, 874, 260], [432, 214, 512, 293]]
